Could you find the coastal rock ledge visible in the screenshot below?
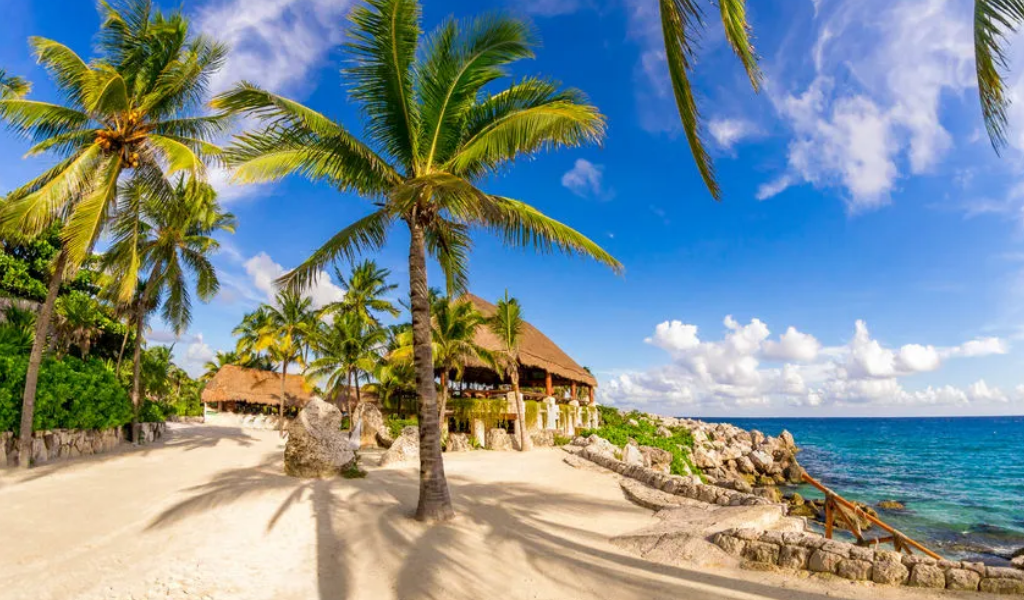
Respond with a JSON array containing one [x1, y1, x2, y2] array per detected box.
[[713, 528, 1024, 595]]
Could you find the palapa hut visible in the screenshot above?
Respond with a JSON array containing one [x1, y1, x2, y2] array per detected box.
[[460, 294, 597, 401], [443, 294, 600, 441], [201, 364, 314, 413]]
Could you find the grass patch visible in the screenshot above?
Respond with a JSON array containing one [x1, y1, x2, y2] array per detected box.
[[581, 408, 699, 477], [386, 415, 418, 439], [553, 434, 572, 446]]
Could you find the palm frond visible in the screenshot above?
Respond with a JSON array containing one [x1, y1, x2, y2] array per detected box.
[[345, 0, 422, 167], [277, 209, 393, 294], [61, 155, 123, 269], [445, 78, 605, 178], [718, 0, 762, 91], [0, 69, 31, 100], [0, 145, 105, 235], [425, 220, 471, 297], [478, 195, 622, 274], [148, 133, 206, 176], [417, 14, 535, 169], [0, 99, 92, 143], [659, 0, 720, 199], [28, 37, 93, 106], [974, 0, 1024, 151]]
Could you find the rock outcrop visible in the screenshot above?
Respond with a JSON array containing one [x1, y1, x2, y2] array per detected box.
[[284, 399, 356, 478], [486, 428, 513, 451], [446, 433, 472, 452], [352, 402, 386, 448], [379, 426, 419, 466]]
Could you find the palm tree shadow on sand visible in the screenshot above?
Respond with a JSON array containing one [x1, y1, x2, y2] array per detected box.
[[146, 455, 853, 600]]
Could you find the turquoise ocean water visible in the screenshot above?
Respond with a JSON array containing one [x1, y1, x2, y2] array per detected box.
[[701, 416, 1024, 564]]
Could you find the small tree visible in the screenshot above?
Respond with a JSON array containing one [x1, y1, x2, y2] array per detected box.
[[488, 290, 529, 451]]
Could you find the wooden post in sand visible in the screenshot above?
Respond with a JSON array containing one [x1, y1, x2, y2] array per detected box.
[[571, 382, 577, 400], [545, 371, 553, 396]]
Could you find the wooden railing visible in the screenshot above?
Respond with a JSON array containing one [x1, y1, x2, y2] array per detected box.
[[802, 473, 943, 560]]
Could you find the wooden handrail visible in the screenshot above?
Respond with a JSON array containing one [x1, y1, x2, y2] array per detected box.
[[801, 472, 943, 560]]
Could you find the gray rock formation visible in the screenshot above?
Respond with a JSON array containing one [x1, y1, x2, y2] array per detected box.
[[446, 433, 472, 452], [284, 399, 357, 478], [352, 402, 385, 448], [379, 426, 419, 466], [486, 428, 513, 451]]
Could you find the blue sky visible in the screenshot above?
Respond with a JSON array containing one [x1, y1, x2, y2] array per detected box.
[[3, 0, 1024, 417]]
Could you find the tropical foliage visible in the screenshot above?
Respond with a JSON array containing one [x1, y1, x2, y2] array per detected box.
[[214, 0, 620, 522]]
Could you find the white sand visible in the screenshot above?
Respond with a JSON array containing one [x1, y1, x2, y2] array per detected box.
[[0, 424, 986, 600]]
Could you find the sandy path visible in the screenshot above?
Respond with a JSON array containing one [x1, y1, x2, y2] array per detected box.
[[0, 424, 979, 600]]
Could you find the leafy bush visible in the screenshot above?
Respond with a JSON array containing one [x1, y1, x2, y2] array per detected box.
[[0, 354, 133, 432], [386, 415, 418, 438], [580, 412, 699, 477], [553, 434, 572, 446], [138, 400, 166, 423]]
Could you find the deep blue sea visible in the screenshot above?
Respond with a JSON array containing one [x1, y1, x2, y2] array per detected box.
[[700, 416, 1024, 563]]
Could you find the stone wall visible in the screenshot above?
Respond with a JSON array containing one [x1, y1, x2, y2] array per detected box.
[[572, 436, 775, 508], [0, 422, 166, 467], [712, 528, 1024, 595]]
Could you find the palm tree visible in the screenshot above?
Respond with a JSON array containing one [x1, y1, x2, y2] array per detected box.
[[394, 296, 489, 433], [0, 69, 30, 100], [258, 290, 315, 431], [53, 292, 101, 357], [201, 350, 241, 382], [308, 311, 387, 413], [102, 178, 234, 432], [214, 0, 621, 522], [487, 291, 530, 451], [0, 0, 227, 467], [655, 1, 1024, 200], [321, 259, 399, 326], [367, 359, 417, 416], [234, 306, 272, 362]]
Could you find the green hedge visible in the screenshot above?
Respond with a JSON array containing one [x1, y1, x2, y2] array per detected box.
[[0, 354, 133, 432], [580, 409, 699, 477]]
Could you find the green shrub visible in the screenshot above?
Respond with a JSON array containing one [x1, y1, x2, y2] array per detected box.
[[0, 354, 133, 432], [138, 400, 166, 423], [553, 434, 572, 446], [386, 415, 418, 438], [580, 413, 699, 477]]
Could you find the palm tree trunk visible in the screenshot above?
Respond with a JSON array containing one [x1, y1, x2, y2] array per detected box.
[[438, 370, 449, 435], [512, 371, 531, 451], [346, 368, 354, 416], [355, 372, 362, 406], [129, 301, 145, 441], [409, 220, 453, 522], [279, 361, 287, 433], [17, 250, 67, 468]]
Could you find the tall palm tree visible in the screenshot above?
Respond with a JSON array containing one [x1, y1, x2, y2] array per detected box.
[[394, 296, 489, 433], [308, 311, 387, 413], [487, 290, 529, 451], [258, 291, 315, 431], [234, 306, 272, 362], [0, 0, 227, 467], [214, 0, 621, 522], [102, 178, 234, 431], [321, 259, 399, 326], [0, 69, 30, 100], [656, 0, 1024, 200]]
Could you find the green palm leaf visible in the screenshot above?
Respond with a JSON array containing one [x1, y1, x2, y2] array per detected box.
[[719, 0, 762, 92], [974, 0, 1024, 151]]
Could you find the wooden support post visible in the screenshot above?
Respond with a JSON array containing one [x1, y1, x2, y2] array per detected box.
[[588, 386, 595, 404], [571, 381, 577, 400], [545, 371, 553, 396], [824, 495, 834, 539]]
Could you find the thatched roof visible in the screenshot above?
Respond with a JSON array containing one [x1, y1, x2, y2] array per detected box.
[[463, 294, 597, 388], [201, 364, 314, 407]]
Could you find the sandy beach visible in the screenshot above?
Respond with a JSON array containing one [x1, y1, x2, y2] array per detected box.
[[0, 423, 996, 600]]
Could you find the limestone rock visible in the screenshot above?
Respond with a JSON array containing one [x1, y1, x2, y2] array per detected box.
[[779, 430, 795, 448], [742, 541, 780, 565], [530, 429, 555, 447], [808, 550, 841, 574], [379, 426, 419, 466], [1011, 553, 1024, 570], [656, 425, 673, 438], [877, 499, 906, 511], [446, 433, 472, 452], [836, 559, 872, 581], [872, 550, 909, 585], [352, 402, 385, 448], [981, 578, 1024, 594], [486, 428, 513, 451], [908, 564, 946, 588], [778, 546, 809, 570], [946, 568, 981, 591], [284, 399, 357, 478], [622, 443, 644, 466]]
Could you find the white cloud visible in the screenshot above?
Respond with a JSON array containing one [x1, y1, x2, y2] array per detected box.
[[764, 0, 976, 211], [181, 334, 216, 376], [755, 175, 795, 201], [207, 166, 266, 205], [561, 159, 608, 198], [603, 315, 1015, 411], [196, 0, 355, 94], [709, 118, 760, 151], [243, 251, 344, 309]]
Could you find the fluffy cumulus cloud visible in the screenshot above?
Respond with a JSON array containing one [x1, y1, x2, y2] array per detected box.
[[603, 315, 1014, 412], [761, 0, 977, 211], [196, 0, 355, 94], [561, 159, 609, 199], [708, 118, 760, 151], [243, 251, 344, 309]]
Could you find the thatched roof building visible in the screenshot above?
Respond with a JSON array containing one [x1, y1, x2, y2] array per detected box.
[[201, 365, 313, 408], [461, 294, 597, 398]]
